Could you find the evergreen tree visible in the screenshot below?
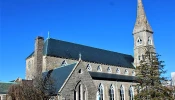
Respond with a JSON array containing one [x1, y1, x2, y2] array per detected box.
[[135, 47, 174, 100]]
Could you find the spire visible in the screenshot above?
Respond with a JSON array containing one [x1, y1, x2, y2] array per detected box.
[[133, 0, 153, 34]]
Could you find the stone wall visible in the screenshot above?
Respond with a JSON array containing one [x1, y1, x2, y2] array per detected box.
[[43, 56, 135, 76], [26, 57, 34, 80], [42, 56, 77, 72], [60, 61, 97, 100]]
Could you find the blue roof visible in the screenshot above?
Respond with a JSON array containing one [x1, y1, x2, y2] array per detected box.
[[43, 63, 77, 94], [43, 38, 134, 68], [27, 38, 134, 68]]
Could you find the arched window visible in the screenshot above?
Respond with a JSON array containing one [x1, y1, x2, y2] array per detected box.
[[74, 81, 87, 100], [61, 60, 67, 66], [137, 37, 142, 45], [129, 86, 134, 100], [132, 70, 135, 76], [116, 68, 120, 74], [148, 37, 152, 45], [124, 69, 128, 75], [120, 85, 125, 100], [107, 67, 112, 73], [86, 64, 92, 71], [97, 65, 102, 72], [97, 83, 104, 100], [110, 85, 114, 100]]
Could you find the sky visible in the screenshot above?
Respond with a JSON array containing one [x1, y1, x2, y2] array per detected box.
[[0, 0, 175, 82]]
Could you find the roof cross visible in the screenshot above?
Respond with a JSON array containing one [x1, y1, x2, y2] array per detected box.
[[79, 53, 82, 60], [48, 31, 50, 39]]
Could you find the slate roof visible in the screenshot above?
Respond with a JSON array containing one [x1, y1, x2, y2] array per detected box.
[[27, 38, 134, 68], [89, 72, 136, 82], [42, 38, 134, 68], [0, 82, 17, 94], [43, 63, 77, 94]]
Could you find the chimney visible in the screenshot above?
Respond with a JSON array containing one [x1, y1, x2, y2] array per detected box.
[[33, 36, 44, 79]]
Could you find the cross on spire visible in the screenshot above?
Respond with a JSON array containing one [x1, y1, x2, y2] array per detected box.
[[48, 31, 50, 39], [133, 0, 153, 34]]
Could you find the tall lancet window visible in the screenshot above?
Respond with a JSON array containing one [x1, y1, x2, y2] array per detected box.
[[129, 86, 134, 100], [97, 83, 104, 100], [78, 85, 81, 100], [120, 85, 125, 100], [110, 85, 114, 100], [74, 81, 87, 100]]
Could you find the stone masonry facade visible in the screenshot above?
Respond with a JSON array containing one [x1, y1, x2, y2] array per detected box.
[[26, 56, 135, 80], [60, 61, 97, 100]]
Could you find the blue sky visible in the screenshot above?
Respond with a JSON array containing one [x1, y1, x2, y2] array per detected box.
[[0, 0, 175, 82]]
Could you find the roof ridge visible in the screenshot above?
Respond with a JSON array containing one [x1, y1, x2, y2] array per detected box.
[[47, 38, 132, 57]]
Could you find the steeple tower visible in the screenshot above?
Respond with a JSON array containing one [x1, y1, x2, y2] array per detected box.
[[133, 0, 155, 66]]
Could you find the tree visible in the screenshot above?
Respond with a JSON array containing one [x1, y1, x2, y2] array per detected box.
[[8, 73, 57, 100], [135, 47, 174, 100]]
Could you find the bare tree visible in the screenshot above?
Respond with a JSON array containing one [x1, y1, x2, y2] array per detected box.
[[8, 72, 57, 100]]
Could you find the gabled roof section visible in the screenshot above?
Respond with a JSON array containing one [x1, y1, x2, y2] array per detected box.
[[42, 63, 77, 94], [43, 38, 134, 68], [133, 0, 153, 34]]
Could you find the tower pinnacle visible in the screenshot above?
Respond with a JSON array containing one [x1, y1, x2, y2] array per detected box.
[[133, 0, 153, 34]]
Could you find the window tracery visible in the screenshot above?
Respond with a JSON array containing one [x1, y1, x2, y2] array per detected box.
[[107, 67, 112, 73], [97, 65, 102, 72]]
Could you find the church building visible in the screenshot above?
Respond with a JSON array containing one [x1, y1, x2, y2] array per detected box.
[[26, 0, 155, 99]]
